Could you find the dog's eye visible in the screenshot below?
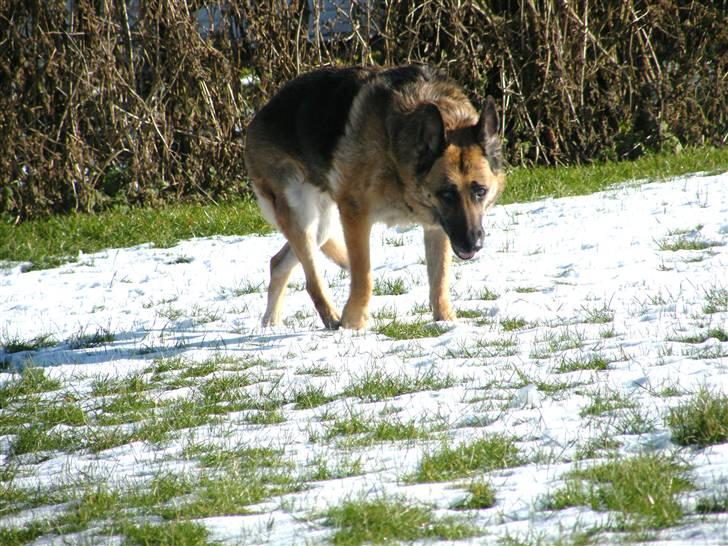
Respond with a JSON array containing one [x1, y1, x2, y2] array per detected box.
[[438, 187, 459, 203], [472, 185, 488, 200]]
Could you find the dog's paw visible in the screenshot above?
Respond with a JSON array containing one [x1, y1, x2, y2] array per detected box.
[[432, 304, 456, 322], [434, 309, 456, 322], [320, 309, 341, 330], [340, 307, 368, 330], [261, 312, 281, 327]]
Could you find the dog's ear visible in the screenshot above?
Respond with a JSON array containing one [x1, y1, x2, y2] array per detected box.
[[475, 96, 502, 173], [390, 103, 446, 176]]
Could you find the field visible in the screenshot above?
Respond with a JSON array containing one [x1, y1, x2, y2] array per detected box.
[[1, 169, 727, 545]]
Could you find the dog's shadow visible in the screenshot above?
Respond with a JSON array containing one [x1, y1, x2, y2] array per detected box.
[[0, 325, 309, 373]]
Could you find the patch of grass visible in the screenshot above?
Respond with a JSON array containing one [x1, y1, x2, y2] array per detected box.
[[166, 254, 194, 264], [580, 390, 633, 417], [0, 474, 207, 542], [367, 420, 430, 443], [412, 435, 522, 483], [666, 388, 728, 447], [294, 384, 334, 409], [343, 368, 454, 402], [97, 393, 157, 425], [442, 341, 484, 359], [457, 308, 486, 319], [0, 480, 71, 520], [219, 280, 264, 297], [372, 277, 407, 296], [121, 521, 213, 546], [323, 414, 431, 446], [192, 445, 288, 473], [384, 235, 405, 247], [91, 372, 153, 397], [574, 434, 621, 460], [501, 146, 728, 205], [307, 455, 363, 481], [180, 359, 219, 379], [199, 373, 256, 408], [546, 453, 693, 530], [129, 472, 197, 508], [187, 304, 221, 325], [696, 493, 728, 514], [580, 304, 614, 324], [371, 305, 397, 321], [323, 413, 370, 440], [703, 286, 728, 314], [0, 197, 270, 271], [671, 328, 728, 344], [682, 344, 728, 360], [476, 337, 519, 358], [1, 333, 56, 354], [531, 329, 585, 359], [323, 497, 479, 545], [474, 287, 499, 301], [375, 318, 447, 339], [0, 521, 51, 545], [668, 225, 704, 236], [659, 385, 684, 398], [157, 305, 184, 321], [296, 364, 335, 376], [514, 286, 538, 294], [67, 328, 115, 349], [537, 378, 584, 396], [657, 236, 722, 251], [11, 424, 82, 456], [555, 354, 609, 374], [168, 464, 300, 519], [80, 427, 136, 453], [500, 316, 529, 331], [452, 480, 497, 510], [145, 356, 188, 377], [245, 409, 286, 425], [445, 336, 519, 359], [498, 530, 598, 546], [0, 368, 62, 408], [128, 396, 224, 445], [615, 405, 658, 435]]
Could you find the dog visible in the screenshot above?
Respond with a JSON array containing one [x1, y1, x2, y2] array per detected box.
[[245, 65, 504, 330]]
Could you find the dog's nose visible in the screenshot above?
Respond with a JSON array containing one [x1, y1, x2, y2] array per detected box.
[[469, 228, 484, 251]]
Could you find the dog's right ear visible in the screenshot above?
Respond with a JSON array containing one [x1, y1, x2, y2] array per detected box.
[[475, 96, 502, 173], [389, 103, 446, 176]]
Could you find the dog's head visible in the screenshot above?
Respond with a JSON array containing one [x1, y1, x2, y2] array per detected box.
[[388, 96, 505, 260]]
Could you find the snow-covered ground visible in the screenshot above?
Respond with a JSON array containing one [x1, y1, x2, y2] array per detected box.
[[1, 171, 727, 544]]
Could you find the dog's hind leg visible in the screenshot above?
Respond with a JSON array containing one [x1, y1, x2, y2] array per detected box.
[[283, 228, 340, 329], [262, 243, 299, 326], [274, 185, 340, 329]]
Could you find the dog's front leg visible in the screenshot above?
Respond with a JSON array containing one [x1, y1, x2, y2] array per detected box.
[[339, 203, 372, 330], [424, 226, 455, 321]]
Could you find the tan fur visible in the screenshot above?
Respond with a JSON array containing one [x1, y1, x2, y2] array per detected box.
[[246, 66, 505, 329]]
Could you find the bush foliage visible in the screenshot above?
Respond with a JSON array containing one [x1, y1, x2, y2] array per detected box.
[[1, 1, 726, 220]]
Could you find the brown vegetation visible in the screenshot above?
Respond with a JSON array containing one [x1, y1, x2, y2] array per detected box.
[[1, 1, 725, 221]]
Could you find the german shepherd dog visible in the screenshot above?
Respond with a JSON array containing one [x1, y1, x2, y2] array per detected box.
[[245, 65, 504, 330]]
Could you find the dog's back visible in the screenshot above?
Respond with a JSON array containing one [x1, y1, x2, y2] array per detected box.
[[245, 65, 444, 191]]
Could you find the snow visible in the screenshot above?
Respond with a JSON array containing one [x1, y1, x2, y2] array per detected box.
[[1, 171, 727, 544]]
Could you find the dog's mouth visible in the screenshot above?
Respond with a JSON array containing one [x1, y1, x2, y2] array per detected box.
[[452, 246, 478, 261]]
